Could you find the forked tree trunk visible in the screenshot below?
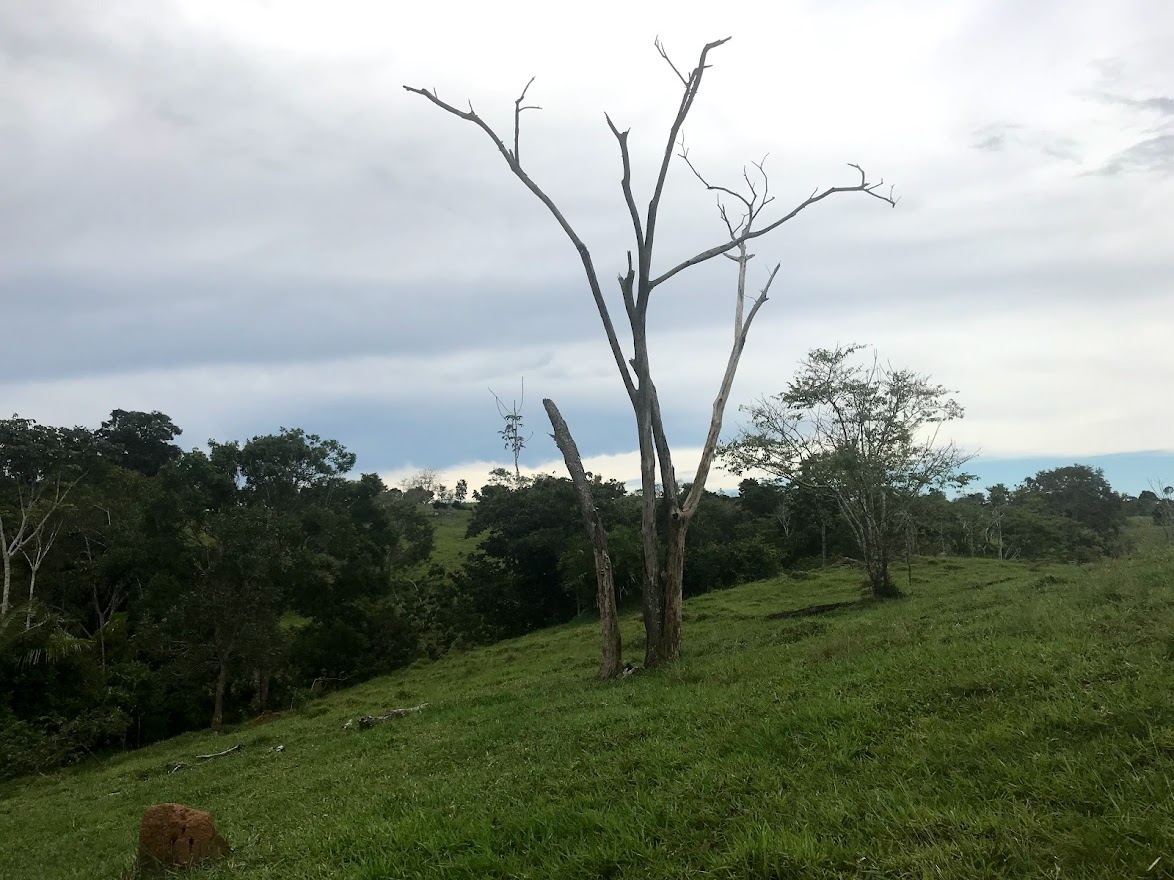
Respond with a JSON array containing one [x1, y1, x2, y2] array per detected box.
[[543, 400, 623, 679]]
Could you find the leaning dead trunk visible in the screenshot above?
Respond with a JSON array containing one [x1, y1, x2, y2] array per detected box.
[[543, 399, 623, 679]]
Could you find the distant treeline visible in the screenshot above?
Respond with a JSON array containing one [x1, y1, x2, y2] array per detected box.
[[0, 411, 1162, 778]]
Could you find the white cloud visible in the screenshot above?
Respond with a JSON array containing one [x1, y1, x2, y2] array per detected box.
[[381, 445, 748, 497]]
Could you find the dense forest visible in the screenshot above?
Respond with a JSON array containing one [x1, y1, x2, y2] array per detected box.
[[0, 410, 1168, 778]]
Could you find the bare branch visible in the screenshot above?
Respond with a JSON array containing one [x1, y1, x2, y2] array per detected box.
[[717, 201, 737, 240], [750, 158, 774, 221], [654, 36, 689, 86], [678, 139, 752, 214], [403, 84, 637, 404], [640, 36, 732, 312], [606, 114, 646, 258], [619, 251, 637, 323], [513, 76, 540, 163], [683, 258, 779, 517], [653, 162, 897, 289]]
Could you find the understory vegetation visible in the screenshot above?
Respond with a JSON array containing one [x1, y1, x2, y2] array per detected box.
[[1, 551, 1171, 879]]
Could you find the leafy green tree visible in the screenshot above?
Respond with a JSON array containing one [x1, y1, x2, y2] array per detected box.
[[96, 410, 182, 476], [1013, 465, 1125, 559], [722, 345, 973, 598], [678, 489, 780, 595], [464, 476, 634, 637], [236, 428, 356, 509], [179, 505, 295, 728], [1017, 465, 1122, 535]]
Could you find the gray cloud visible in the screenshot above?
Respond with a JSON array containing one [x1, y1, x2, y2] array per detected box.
[[1096, 134, 1174, 176], [970, 123, 1081, 163], [2, 0, 1173, 482], [1084, 65, 1174, 175], [971, 124, 1018, 152]]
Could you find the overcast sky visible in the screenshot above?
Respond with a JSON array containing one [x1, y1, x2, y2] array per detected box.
[[2, 0, 1172, 495]]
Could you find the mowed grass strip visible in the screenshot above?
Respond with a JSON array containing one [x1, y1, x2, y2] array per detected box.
[[1, 552, 1172, 879]]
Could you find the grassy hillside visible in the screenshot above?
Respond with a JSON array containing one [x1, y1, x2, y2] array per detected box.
[[2, 553, 1172, 879], [1127, 515, 1170, 554], [419, 506, 480, 570]]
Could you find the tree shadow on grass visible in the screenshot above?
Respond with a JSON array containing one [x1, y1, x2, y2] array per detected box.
[[766, 599, 869, 620]]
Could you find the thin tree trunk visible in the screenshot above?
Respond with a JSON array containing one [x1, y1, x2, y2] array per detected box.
[[253, 667, 270, 712], [542, 400, 623, 679], [92, 585, 107, 678], [25, 566, 37, 630], [212, 658, 228, 730], [1, 543, 11, 623], [22, 522, 60, 630]]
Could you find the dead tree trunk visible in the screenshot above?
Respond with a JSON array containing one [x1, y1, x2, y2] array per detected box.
[[406, 36, 895, 669], [543, 399, 623, 679]]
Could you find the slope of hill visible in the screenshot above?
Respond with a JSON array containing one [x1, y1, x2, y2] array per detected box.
[[1, 553, 1172, 879], [418, 506, 480, 570]]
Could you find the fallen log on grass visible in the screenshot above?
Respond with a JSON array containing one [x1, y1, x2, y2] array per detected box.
[[167, 743, 244, 774], [342, 703, 428, 731], [196, 744, 242, 761]]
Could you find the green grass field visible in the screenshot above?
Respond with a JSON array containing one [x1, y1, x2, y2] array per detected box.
[[1127, 516, 1170, 554], [417, 507, 480, 571], [2, 551, 1173, 879]]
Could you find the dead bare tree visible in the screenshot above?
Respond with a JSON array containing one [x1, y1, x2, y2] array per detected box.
[[405, 36, 896, 668]]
